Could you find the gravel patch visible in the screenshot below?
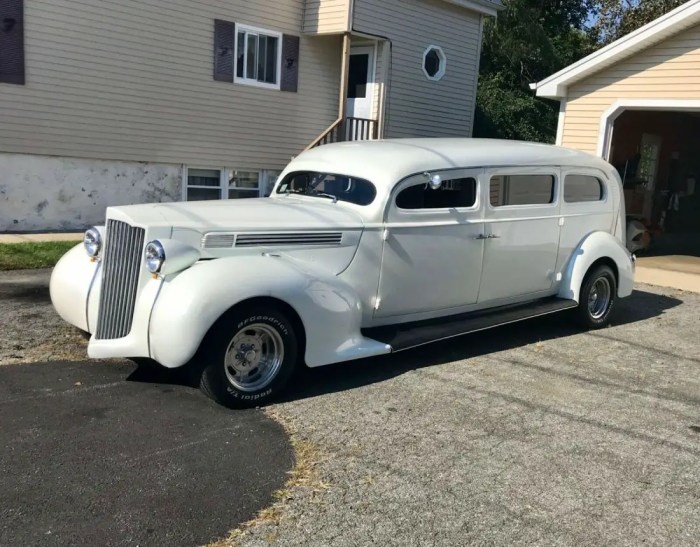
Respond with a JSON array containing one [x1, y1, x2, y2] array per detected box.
[[0, 269, 87, 365], [235, 286, 700, 546]]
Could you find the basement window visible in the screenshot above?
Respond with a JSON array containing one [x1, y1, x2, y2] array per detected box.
[[185, 168, 280, 201]]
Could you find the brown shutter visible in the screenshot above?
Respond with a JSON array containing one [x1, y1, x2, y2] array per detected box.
[[280, 34, 299, 92], [213, 19, 234, 82], [0, 0, 25, 85]]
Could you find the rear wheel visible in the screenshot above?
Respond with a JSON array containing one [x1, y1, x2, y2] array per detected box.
[[576, 265, 617, 329], [199, 306, 298, 408]]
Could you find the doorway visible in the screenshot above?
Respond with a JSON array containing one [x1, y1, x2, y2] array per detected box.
[[346, 46, 375, 120]]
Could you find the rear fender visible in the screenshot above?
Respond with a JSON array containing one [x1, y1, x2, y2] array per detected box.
[[558, 231, 635, 302]]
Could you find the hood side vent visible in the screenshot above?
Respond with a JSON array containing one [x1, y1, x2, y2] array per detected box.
[[202, 233, 236, 249], [235, 232, 343, 247]]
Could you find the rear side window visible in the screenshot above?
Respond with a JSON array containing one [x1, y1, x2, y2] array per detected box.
[[396, 177, 477, 210], [564, 175, 604, 203], [490, 174, 555, 207]]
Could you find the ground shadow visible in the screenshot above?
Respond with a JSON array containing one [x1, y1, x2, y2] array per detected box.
[[127, 288, 683, 404]]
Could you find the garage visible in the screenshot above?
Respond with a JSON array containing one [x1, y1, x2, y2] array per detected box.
[[532, 0, 700, 259]]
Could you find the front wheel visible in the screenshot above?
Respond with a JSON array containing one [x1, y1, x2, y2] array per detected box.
[[199, 306, 298, 408], [575, 265, 617, 329]]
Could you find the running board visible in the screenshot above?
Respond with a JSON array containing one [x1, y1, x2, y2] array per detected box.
[[363, 297, 578, 352]]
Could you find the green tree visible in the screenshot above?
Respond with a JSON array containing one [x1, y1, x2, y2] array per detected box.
[[589, 0, 687, 44], [473, 0, 686, 143], [474, 0, 597, 142]]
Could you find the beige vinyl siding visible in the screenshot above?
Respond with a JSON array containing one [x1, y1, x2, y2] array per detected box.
[[353, 0, 482, 138], [303, 0, 350, 34], [561, 24, 700, 154], [0, 0, 341, 169]]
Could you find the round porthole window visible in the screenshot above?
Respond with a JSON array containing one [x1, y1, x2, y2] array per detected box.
[[422, 46, 446, 81]]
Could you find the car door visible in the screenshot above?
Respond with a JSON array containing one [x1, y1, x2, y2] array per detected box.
[[478, 167, 561, 303], [375, 169, 485, 319]]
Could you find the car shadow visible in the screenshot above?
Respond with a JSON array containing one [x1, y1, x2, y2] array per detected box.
[[126, 288, 683, 403], [278, 288, 683, 403]]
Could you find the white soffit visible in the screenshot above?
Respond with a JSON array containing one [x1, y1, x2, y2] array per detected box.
[[441, 0, 504, 17], [531, 0, 700, 99]]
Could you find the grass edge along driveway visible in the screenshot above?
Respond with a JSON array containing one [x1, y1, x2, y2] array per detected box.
[[0, 241, 78, 271]]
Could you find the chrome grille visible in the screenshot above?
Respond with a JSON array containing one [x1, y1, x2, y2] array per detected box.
[[95, 220, 145, 340], [234, 232, 343, 247], [201, 233, 236, 249]]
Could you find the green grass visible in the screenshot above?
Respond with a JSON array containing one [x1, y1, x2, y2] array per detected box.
[[0, 241, 79, 271]]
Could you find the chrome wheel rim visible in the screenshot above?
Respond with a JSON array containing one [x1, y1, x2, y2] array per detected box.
[[588, 277, 611, 320], [224, 323, 284, 392]]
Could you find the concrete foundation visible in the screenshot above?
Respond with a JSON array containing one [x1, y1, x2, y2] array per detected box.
[[0, 153, 183, 232]]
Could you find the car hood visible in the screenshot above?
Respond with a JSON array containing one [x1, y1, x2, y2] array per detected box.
[[105, 196, 365, 231]]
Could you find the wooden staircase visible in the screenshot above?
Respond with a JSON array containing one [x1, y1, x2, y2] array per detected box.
[[306, 117, 378, 150]]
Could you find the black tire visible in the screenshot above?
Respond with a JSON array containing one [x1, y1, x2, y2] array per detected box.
[[199, 306, 298, 409], [575, 265, 617, 329]]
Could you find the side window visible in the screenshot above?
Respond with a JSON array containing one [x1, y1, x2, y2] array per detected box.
[[396, 177, 477, 210], [564, 174, 604, 203], [490, 174, 555, 207]]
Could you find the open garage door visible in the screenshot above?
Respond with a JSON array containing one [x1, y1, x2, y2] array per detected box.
[[607, 109, 700, 256]]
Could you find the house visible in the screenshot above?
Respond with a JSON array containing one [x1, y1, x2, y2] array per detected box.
[[532, 0, 700, 255], [0, 0, 503, 232]]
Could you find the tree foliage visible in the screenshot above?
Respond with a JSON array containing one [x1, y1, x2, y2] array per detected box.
[[589, 0, 687, 44], [474, 0, 688, 143]]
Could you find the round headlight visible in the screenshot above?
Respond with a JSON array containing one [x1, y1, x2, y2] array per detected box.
[[84, 227, 102, 258], [145, 240, 166, 273]]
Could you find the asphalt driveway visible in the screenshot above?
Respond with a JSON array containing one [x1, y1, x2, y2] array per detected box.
[[2, 269, 699, 546]]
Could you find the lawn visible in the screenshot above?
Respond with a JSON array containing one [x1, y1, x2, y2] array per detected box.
[[0, 242, 78, 271]]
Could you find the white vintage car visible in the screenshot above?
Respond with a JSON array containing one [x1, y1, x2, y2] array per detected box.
[[51, 139, 635, 408]]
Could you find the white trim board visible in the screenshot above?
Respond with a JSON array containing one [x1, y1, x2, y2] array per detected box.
[[595, 99, 700, 159], [531, 0, 700, 99]]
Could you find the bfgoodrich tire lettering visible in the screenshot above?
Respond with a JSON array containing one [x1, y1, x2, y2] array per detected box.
[[199, 306, 298, 409], [576, 265, 617, 329]]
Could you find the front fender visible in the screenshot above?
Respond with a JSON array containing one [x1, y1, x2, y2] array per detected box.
[[149, 255, 390, 368], [50, 243, 99, 333], [558, 231, 635, 302]]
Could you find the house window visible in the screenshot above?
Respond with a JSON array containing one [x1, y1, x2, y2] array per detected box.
[[396, 178, 476, 209], [235, 24, 281, 89], [422, 46, 446, 81], [185, 167, 276, 201], [228, 170, 260, 199], [490, 174, 555, 206], [186, 168, 223, 201]]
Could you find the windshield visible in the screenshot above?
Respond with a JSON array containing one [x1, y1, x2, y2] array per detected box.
[[276, 171, 376, 206]]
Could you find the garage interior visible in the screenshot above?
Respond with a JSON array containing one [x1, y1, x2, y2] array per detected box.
[[609, 110, 700, 257]]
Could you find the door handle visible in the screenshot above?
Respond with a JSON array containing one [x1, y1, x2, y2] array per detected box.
[[488, 234, 501, 239], [473, 234, 488, 240]]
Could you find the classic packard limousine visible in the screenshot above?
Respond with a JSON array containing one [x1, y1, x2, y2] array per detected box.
[[51, 139, 635, 408]]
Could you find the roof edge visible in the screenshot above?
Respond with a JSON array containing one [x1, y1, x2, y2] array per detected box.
[[531, 0, 700, 99], [441, 0, 504, 17]]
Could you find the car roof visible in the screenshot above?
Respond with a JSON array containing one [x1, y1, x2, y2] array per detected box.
[[288, 138, 613, 188]]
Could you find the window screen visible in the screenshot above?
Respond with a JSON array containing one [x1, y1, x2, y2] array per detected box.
[[396, 178, 477, 209], [564, 175, 604, 203], [490, 174, 555, 207]]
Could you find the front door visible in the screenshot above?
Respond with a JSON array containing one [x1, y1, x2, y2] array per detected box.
[[346, 46, 375, 120], [478, 168, 561, 303], [375, 169, 485, 319]]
